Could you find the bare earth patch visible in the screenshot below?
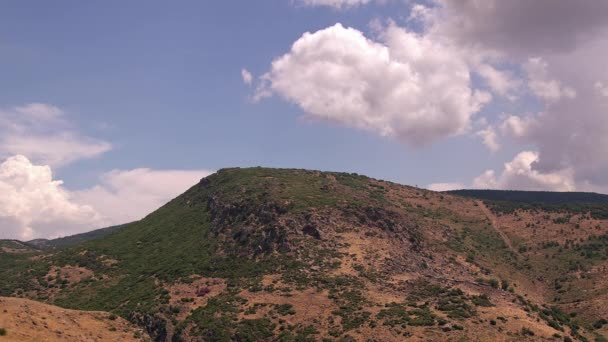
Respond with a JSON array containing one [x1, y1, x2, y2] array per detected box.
[[0, 297, 143, 342], [165, 276, 226, 320]]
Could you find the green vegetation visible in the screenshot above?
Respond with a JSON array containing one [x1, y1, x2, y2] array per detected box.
[[235, 319, 276, 342], [275, 303, 296, 316], [0, 328, 6, 336]]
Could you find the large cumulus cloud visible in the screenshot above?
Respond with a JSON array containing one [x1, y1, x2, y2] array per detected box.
[[473, 151, 575, 192], [255, 23, 491, 146], [0, 155, 101, 240]]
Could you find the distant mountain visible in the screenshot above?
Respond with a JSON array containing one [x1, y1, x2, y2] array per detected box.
[[448, 189, 608, 219], [1, 168, 607, 341], [448, 189, 608, 204], [26, 224, 130, 250]]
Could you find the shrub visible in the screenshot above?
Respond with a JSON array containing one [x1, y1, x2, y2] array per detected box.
[[593, 319, 608, 329], [521, 327, 535, 336], [472, 295, 493, 307], [275, 304, 295, 316], [0, 328, 6, 336]]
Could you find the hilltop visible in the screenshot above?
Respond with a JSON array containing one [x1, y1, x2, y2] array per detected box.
[[1, 167, 607, 341]]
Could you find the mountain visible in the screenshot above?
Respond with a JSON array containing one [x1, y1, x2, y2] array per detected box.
[[1, 167, 608, 341], [25, 224, 130, 250]]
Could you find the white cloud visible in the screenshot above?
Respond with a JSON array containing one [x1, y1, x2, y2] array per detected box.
[[476, 126, 500, 152], [524, 58, 576, 102], [1, 134, 111, 168], [0, 103, 111, 167], [241, 68, 253, 86], [296, 0, 373, 9], [475, 64, 520, 98], [500, 115, 535, 139], [0, 155, 102, 240], [256, 23, 490, 146], [595, 81, 608, 97], [473, 151, 575, 191], [427, 182, 465, 192], [14, 103, 64, 123], [0, 154, 213, 240], [74, 168, 213, 227]]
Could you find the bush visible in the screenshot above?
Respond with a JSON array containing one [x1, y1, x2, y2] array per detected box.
[[521, 327, 535, 336], [275, 304, 295, 316], [0, 328, 6, 336], [472, 295, 493, 307], [109, 314, 117, 321], [593, 318, 608, 329]]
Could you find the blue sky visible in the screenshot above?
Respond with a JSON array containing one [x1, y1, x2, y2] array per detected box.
[[2, 0, 607, 239], [0, 1, 501, 186]]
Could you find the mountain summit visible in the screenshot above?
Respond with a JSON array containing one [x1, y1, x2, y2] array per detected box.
[[1, 167, 607, 341]]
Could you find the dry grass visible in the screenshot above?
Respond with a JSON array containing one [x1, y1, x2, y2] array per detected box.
[[0, 297, 143, 342]]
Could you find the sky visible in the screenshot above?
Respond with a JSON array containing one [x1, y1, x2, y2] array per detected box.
[[1, 0, 608, 239]]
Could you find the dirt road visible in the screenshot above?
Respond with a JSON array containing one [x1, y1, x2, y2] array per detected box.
[[476, 200, 520, 257]]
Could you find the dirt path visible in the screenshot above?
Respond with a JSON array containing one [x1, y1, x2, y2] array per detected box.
[[476, 200, 519, 257]]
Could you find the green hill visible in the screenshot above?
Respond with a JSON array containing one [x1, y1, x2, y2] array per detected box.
[[1, 168, 607, 341]]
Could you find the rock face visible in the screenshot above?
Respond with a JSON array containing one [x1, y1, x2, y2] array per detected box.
[[1, 167, 607, 341]]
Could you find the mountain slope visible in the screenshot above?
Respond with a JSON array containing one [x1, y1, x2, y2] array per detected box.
[[1, 168, 607, 341], [26, 224, 129, 250]]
